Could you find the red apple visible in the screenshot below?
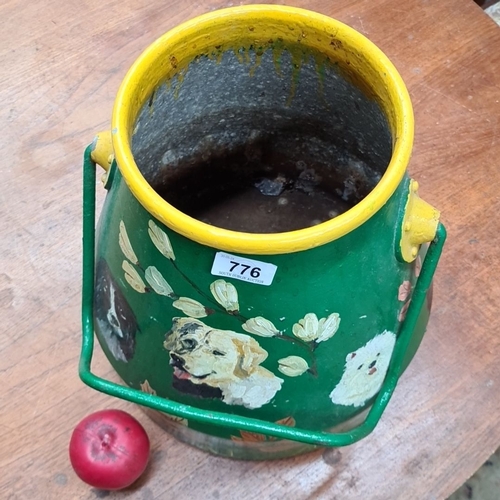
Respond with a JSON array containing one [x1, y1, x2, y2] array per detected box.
[[69, 409, 150, 490]]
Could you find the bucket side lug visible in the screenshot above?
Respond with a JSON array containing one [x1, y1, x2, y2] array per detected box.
[[397, 180, 440, 263], [90, 130, 115, 188]]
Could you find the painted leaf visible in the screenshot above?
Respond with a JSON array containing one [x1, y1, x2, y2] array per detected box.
[[415, 256, 422, 277], [210, 279, 239, 313], [162, 414, 188, 426], [398, 300, 410, 322], [145, 266, 175, 297], [119, 221, 139, 264], [398, 281, 412, 302], [142, 392, 188, 426], [140, 379, 157, 395], [275, 416, 296, 427], [242, 316, 279, 337], [148, 220, 175, 260], [173, 297, 208, 318], [122, 260, 147, 293], [277, 356, 309, 377], [238, 431, 267, 442]]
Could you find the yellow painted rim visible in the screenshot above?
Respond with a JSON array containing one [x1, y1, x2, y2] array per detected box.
[[112, 5, 414, 255]]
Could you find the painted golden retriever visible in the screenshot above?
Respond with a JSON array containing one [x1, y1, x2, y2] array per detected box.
[[164, 317, 283, 409]]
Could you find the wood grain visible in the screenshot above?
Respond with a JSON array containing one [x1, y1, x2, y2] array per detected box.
[[1, 0, 499, 499]]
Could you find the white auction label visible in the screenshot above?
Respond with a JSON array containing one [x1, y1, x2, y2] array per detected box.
[[210, 252, 277, 286]]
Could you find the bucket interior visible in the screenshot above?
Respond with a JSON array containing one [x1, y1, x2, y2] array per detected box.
[[130, 18, 393, 233]]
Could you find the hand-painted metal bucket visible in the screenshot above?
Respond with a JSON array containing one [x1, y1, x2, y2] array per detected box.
[[81, 5, 446, 459]]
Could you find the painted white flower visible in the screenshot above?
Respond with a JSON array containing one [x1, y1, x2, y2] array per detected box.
[[277, 356, 309, 377], [292, 312, 341, 343], [119, 220, 139, 264], [148, 220, 175, 260], [317, 313, 341, 343], [172, 297, 208, 318], [122, 260, 146, 293], [292, 313, 318, 342], [242, 317, 279, 337], [145, 266, 175, 297], [210, 279, 239, 313]]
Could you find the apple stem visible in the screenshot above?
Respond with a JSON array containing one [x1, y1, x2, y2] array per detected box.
[[101, 433, 112, 449]]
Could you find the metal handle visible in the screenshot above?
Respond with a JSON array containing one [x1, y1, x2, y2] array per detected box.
[[81, 145, 447, 447]]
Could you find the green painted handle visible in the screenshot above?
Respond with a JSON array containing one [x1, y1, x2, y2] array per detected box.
[[81, 146, 447, 447]]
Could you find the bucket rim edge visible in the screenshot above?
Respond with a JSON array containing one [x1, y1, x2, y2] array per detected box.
[[111, 4, 414, 255]]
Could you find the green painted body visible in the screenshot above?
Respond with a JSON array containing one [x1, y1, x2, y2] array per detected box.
[[81, 148, 446, 456], [92, 159, 428, 441]]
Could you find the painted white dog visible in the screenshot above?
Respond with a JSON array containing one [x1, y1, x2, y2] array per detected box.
[[164, 317, 283, 409], [330, 330, 396, 407]]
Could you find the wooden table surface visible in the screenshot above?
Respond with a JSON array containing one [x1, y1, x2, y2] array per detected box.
[[2, 0, 500, 498]]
